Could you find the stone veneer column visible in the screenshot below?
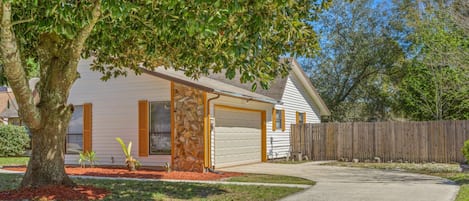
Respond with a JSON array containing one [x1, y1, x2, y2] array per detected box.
[[172, 83, 205, 172]]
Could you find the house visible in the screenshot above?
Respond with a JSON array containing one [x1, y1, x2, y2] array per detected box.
[[66, 58, 330, 172], [0, 87, 19, 125]]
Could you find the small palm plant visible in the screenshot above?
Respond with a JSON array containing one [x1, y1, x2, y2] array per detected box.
[[116, 137, 141, 171], [78, 151, 98, 168]]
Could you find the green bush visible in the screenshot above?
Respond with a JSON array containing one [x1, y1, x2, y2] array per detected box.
[[0, 125, 30, 157], [462, 140, 469, 163]]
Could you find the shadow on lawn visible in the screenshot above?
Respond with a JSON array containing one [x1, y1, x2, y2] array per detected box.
[[76, 178, 227, 200]]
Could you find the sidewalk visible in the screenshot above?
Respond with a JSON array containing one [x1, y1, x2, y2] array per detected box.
[[0, 168, 311, 189]]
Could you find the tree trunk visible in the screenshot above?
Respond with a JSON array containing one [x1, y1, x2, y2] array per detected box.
[[21, 129, 74, 187], [21, 95, 74, 188]]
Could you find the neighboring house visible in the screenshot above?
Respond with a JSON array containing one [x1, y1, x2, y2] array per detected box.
[[0, 87, 20, 125], [0, 79, 40, 126], [66, 58, 330, 172]]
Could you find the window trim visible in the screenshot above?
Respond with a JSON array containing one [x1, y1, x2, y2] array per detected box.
[[66, 105, 84, 155], [296, 112, 306, 124], [272, 109, 285, 132]]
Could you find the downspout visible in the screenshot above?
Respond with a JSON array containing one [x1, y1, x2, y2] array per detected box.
[[206, 94, 220, 172]]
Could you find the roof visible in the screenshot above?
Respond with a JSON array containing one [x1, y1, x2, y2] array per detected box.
[[141, 58, 331, 116], [141, 68, 279, 104], [207, 72, 288, 101], [0, 107, 18, 118], [207, 58, 331, 116]]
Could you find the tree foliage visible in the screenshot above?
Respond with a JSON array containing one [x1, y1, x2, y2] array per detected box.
[[394, 0, 469, 120], [303, 0, 404, 121], [0, 0, 330, 187]]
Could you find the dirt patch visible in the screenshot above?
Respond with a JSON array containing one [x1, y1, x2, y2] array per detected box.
[[0, 185, 109, 201], [3, 166, 243, 181]]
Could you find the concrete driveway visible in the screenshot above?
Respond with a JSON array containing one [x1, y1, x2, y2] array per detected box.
[[220, 161, 459, 201]]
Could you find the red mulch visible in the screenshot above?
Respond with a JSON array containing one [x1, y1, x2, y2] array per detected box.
[[3, 166, 243, 180], [0, 166, 243, 200], [0, 185, 109, 201]]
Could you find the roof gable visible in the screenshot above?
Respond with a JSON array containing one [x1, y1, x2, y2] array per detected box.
[[207, 58, 331, 116]]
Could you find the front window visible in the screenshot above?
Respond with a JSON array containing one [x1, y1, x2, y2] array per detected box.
[[298, 112, 305, 124], [275, 109, 282, 130], [67, 105, 83, 154], [149, 101, 171, 155]]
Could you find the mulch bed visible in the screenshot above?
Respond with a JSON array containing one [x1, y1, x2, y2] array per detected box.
[[3, 166, 243, 181], [0, 185, 109, 201], [0, 166, 243, 200]]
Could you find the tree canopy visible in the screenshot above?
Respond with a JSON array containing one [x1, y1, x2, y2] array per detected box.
[[0, 0, 330, 188]]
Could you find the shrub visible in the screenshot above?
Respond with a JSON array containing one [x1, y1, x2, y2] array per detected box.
[[79, 151, 98, 168], [462, 140, 469, 163], [0, 125, 30, 157], [116, 137, 141, 171]]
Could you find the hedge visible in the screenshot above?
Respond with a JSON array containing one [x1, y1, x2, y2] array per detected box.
[[0, 125, 30, 157]]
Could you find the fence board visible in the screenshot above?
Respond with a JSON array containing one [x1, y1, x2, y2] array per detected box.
[[290, 120, 469, 163]]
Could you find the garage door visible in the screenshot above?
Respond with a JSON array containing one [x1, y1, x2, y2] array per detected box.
[[214, 107, 262, 168]]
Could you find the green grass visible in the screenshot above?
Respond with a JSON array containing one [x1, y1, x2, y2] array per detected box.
[[0, 173, 304, 201], [227, 173, 315, 185], [0, 157, 29, 166], [324, 162, 467, 201]]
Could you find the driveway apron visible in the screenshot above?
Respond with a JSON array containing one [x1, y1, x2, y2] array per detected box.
[[220, 162, 459, 201]]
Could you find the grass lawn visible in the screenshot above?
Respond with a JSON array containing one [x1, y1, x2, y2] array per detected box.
[[324, 162, 467, 201], [227, 173, 315, 185], [0, 157, 29, 166], [0, 173, 305, 201]]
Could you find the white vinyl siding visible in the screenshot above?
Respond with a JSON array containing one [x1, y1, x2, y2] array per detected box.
[[267, 74, 321, 159], [66, 59, 171, 166], [214, 107, 261, 168]]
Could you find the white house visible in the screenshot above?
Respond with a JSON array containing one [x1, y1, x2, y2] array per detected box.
[[66, 58, 330, 172]]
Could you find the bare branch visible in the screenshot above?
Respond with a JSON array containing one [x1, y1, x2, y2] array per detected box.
[[11, 17, 33, 26], [0, 2, 41, 129]]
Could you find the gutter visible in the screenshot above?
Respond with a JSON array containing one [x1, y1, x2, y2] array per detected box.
[[212, 89, 281, 105], [205, 94, 221, 172]]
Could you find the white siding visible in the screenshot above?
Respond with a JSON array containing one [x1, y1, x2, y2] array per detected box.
[[267, 74, 321, 159], [66, 59, 171, 166]]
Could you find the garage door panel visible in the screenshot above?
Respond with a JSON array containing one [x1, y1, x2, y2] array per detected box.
[[216, 153, 260, 164], [214, 107, 262, 168]]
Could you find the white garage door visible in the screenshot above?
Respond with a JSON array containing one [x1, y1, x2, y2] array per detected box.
[[214, 107, 262, 168]]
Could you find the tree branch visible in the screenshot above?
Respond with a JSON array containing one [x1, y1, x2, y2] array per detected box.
[[0, 1, 41, 129], [64, 0, 102, 82], [11, 17, 33, 26]]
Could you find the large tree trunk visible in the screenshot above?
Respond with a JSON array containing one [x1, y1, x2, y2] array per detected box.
[[21, 49, 76, 187], [0, 1, 101, 188], [21, 112, 74, 187]]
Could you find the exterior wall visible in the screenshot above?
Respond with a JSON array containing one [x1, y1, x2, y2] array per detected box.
[[208, 94, 272, 167], [267, 74, 321, 159], [67, 59, 172, 166], [172, 83, 205, 172]]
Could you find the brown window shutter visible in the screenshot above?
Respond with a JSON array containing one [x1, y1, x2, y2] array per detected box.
[[272, 108, 276, 131], [296, 112, 299, 124], [138, 100, 149, 157], [304, 112, 307, 123], [281, 110, 286, 131], [83, 103, 92, 152]]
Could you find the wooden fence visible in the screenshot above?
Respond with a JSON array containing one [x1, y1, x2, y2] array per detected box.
[[290, 120, 469, 163]]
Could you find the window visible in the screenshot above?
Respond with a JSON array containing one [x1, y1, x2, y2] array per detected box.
[[149, 101, 171, 155], [297, 112, 306, 124], [273, 109, 285, 131], [67, 105, 83, 154], [275, 109, 282, 130]]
